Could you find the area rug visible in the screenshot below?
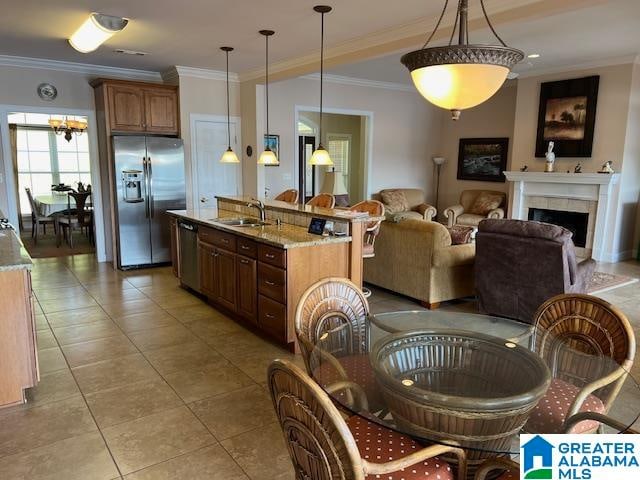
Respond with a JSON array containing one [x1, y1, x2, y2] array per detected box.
[[588, 271, 638, 295]]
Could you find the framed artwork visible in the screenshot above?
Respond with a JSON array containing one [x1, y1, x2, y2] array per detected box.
[[264, 134, 280, 166], [535, 75, 599, 157], [457, 138, 509, 183]]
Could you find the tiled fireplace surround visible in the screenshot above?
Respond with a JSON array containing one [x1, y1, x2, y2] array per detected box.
[[504, 172, 620, 262]]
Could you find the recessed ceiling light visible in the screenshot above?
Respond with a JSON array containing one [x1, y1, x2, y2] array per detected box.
[[69, 13, 129, 53], [527, 53, 541, 59]]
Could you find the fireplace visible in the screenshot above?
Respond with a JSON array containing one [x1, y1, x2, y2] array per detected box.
[[528, 208, 589, 248]]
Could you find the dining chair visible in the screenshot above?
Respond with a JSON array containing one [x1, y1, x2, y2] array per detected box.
[[563, 412, 638, 434], [268, 358, 467, 480], [25, 188, 56, 244], [349, 200, 385, 298], [525, 294, 636, 434], [275, 189, 299, 203], [294, 277, 383, 411], [56, 192, 94, 248], [307, 193, 336, 209], [474, 458, 520, 480]]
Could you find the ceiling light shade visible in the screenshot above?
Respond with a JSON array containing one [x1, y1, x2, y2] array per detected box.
[[310, 146, 333, 166], [69, 13, 129, 53], [402, 0, 523, 120], [257, 148, 279, 165], [221, 147, 240, 164], [311, 6, 333, 166]]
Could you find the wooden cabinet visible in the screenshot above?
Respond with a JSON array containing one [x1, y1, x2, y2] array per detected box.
[[92, 79, 180, 136], [198, 241, 217, 298], [237, 256, 257, 322], [216, 248, 237, 312], [170, 217, 180, 278]]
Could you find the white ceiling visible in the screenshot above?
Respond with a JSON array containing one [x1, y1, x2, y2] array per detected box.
[[328, 0, 640, 84], [0, 0, 542, 73]]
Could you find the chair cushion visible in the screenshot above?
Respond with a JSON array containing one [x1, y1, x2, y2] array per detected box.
[[381, 190, 409, 214], [525, 378, 606, 434], [456, 213, 485, 227], [497, 470, 519, 480], [346, 415, 454, 480], [469, 192, 503, 215]]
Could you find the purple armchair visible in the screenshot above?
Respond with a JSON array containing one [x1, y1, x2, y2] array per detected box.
[[475, 219, 596, 323]]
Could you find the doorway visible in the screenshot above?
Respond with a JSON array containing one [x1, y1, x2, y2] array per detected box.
[[6, 112, 96, 258], [190, 114, 241, 208]]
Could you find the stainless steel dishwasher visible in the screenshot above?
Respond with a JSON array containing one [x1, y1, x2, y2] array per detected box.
[[178, 220, 200, 291]]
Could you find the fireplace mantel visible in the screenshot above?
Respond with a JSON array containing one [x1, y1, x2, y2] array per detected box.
[[503, 171, 620, 262]]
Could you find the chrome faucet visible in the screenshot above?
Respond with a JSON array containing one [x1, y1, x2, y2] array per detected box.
[[247, 198, 267, 222]]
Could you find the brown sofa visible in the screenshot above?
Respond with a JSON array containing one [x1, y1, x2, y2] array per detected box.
[[475, 219, 596, 323], [444, 190, 506, 227], [373, 188, 436, 222], [364, 219, 475, 308]]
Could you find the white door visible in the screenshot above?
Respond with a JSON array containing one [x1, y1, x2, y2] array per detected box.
[[192, 117, 240, 207]]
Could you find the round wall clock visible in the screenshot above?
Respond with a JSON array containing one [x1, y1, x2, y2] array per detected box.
[[37, 83, 58, 101]]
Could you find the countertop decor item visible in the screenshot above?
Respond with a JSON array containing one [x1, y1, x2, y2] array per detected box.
[[37, 83, 57, 101], [220, 46, 240, 163], [309, 5, 334, 166], [401, 0, 523, 120], [257, 30, 279, 165]]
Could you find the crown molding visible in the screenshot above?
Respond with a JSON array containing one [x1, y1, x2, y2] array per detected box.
[[0, 55, 162, 81], [301, 73, 414, 92], [516, 54, 640, 79], [164, 66, 239, 83]]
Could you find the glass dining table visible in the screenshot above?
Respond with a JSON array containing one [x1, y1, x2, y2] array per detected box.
[[309, 309, 640, 473]]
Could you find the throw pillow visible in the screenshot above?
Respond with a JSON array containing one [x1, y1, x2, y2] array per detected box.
[[446, 225, 474, 245], [469, 192, 503, 216], [380, 190, 409, 213]]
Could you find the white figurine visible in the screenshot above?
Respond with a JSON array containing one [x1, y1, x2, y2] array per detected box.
[[544, 141, 556, 173], [599, 161, 614, 174]]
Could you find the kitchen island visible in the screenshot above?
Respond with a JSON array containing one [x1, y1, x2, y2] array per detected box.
[[168, 196, 382, 350], [0, 212, 38, 409]]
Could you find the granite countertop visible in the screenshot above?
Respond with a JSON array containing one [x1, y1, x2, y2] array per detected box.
[[0, 211, 32, 271], [167, 209, 352, 249], [215, 195, 385, 223]]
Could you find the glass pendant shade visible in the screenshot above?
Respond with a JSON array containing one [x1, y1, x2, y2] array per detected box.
[[258, 148, 279, 165], [411, 63, 509, 112], [309, 145, 332, 166], [220, 147, 240, 164]]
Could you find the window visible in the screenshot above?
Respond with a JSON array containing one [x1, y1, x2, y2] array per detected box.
[[11, 113, 90, 215], [327, 134, 351, 176]]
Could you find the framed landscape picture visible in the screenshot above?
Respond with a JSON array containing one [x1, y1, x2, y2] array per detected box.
[[457, 138, 509, 183], [535, 76, 599, 157], [264, 134, 280, 166]]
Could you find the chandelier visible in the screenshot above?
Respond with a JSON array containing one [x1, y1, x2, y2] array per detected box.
[[48, 117, 88, 142], [401, 0, 523, 120]]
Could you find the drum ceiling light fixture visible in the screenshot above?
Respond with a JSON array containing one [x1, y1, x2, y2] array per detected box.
[[401, 0, 523, 120]]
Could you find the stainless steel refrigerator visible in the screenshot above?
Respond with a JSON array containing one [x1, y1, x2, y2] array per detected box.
[[113, 136, 185, 269]]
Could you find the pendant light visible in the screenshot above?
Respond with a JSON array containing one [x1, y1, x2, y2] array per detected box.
[[257, 30, 279, 165], [401, 0, 523, 120], [309, 5, 333, 166], [220, 46, 240, 163]]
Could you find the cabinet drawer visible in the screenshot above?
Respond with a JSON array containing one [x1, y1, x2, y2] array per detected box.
[[198, 226, 237, 252], [257, 244, 286, 268], [258, 263, 286, 304], [237, 238, 257, 258], [258, 295, 287, 340]]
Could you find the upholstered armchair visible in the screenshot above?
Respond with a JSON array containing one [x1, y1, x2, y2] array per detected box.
[[373, 188, 436, 221], [475, 219, 596, 323], [444, 190, 506, 227]]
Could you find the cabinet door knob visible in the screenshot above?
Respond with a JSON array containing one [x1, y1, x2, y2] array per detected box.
[[265, 313, 275, 319], [265, 253, 275, 259], [265, 280, 276, 286], [240, 259, 249, 265], [240, 245, 250, 250]]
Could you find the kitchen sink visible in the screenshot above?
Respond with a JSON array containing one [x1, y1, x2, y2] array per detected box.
[[210, 217, 270, 227]]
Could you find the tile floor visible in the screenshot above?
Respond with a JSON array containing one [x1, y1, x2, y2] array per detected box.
[[0, 254, 639, 479]]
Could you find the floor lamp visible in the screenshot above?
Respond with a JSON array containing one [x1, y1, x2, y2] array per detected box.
[[433, 156, 445, 213]]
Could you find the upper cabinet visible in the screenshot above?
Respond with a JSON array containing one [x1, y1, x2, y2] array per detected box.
[[92, 79, 180, 136]]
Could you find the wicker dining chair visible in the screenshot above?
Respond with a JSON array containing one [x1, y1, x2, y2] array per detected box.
[[474, 458, 520, 480], [307, 193, 336, 209], [563, 412, 638, 434], [275, 189, 299, 203], [268, 358, 467, 480], [525, 294, 636, 434]]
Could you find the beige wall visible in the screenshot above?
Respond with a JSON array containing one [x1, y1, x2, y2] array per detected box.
[[256, 76, 442, 202], [622, 62, 640, 258], [176, 75, 240, 208], [436, 85, 517, 218]]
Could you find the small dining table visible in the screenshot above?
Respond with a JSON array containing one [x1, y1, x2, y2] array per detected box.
[[309, 309, 640, 475]]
